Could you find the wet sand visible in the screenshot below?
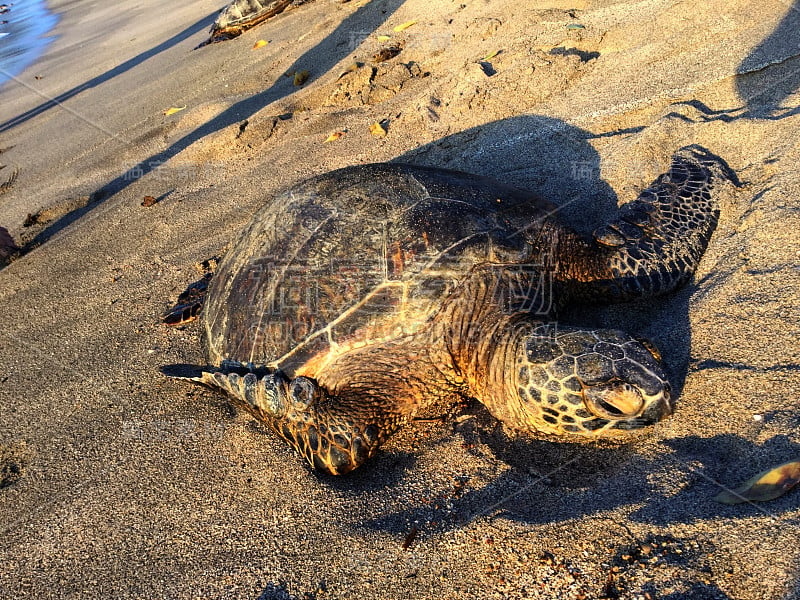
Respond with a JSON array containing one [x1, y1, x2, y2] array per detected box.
[[0, 0, 798, 598]]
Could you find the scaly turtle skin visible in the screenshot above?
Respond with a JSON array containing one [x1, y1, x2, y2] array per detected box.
[[165, 146, 727, 475]]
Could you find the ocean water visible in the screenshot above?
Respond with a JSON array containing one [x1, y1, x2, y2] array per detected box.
[[0, 0, 59, 88]]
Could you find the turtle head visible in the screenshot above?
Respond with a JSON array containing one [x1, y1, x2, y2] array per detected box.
[[513, 326, 674, 437]]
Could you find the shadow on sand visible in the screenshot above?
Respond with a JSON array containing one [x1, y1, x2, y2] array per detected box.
[[6, 0, 406, 253], [736, 0, 800, 117], [0, 11, 219, 133]]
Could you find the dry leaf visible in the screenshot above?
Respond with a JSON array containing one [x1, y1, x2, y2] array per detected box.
[[163, 106, 186, 116], [373, 45, 402, 63], [369, 121, 387, 138], [324, 131, 346, 143], [252, 39, 268, 49], [714, 459, 800, 504], [377, 34, 391, 42], [293, 70, 310, 86], [393, 20, 416, 32], [141, 195, 157, 207], [23, 212, 40, 227], [401, 526, 418, 550], [0, 166, 17, 195]]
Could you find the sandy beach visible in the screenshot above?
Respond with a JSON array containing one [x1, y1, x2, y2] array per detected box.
[[0, 0, 799, 598]]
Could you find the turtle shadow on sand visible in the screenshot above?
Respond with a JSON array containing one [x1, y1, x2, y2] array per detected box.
[[735, 0, 800, 119], [309, 431, 796, 599], [662, 0, 800, 125], [351, 432, 800, 532]]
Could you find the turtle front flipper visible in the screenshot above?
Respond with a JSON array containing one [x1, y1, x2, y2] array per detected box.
[[566, 145, 730, 302], [195, 370, 391, 475]]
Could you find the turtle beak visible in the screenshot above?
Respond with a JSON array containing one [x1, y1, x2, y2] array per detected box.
[[583, 381, 673, 429], [622, 385, 674, 430], [583, 381, 645, 420]]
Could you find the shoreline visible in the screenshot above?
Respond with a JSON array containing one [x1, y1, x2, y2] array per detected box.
[[0, 0, 59, 88]]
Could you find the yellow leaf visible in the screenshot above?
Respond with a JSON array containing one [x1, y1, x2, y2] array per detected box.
[[252, 39, 268, 49], [324, 131, 346, 143], [163, 105, 186, 116], [483, 50, 501, 61], [293, 70, 310, 86], [377, 35, 391, 42], [393, 20, 417, 33], [369, 121, 387, 138], [714, 459, 800, 504]]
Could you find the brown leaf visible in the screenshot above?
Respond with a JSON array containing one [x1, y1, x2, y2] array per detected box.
[[293, 70, 310, 86], [141, 195, 158, 207], [323, 131, 346, 143], [373, 45, 402, 63], [401, 526, 418, 550], [714, 459, 800, 504], [23, 212, 40, 227]]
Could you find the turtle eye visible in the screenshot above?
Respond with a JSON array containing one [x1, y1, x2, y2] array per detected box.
[[583, 381, 644, 419], [290, 376, 320, 410]]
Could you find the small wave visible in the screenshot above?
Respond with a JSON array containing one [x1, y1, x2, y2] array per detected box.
[[0, 0, 59, 88]]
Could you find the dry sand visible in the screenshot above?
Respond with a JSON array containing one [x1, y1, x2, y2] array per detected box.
[[0, 0, 799, 598]]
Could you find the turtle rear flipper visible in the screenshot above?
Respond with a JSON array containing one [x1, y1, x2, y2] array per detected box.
[[163, 257, 221, 325], [583, 145, 730, 301], [162, 272, 212, 325]]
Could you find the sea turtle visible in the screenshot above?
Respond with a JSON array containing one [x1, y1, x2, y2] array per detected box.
[[164, 145, 727, 475], [204, 0, 311, 44]]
